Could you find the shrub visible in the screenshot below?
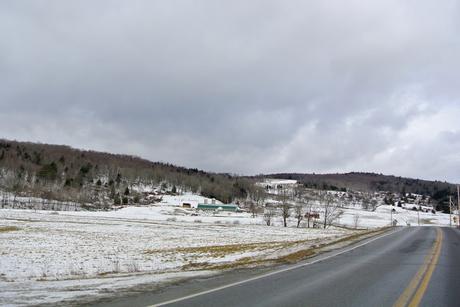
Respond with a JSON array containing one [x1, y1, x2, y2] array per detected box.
[[114, 197, 121, 205], [37, 162, 58, 181]]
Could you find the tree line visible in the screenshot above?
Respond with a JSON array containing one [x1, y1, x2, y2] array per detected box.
[[0, 139, 256, 207]]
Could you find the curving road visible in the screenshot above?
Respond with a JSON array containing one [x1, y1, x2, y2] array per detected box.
[[95, 227, 460, 307]]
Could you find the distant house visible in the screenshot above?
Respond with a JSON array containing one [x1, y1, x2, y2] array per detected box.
[[305, 212, 320, 219], [197, 203, 239, 212]]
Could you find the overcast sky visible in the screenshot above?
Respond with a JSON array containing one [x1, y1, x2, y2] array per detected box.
[[1, 1, 459, 182]]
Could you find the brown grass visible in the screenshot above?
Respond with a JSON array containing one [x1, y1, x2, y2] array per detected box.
[[145, 240, 312, 258], [275, 249, 316, 264], [179, 227, 391, 271], [0, 226, 20, 233]]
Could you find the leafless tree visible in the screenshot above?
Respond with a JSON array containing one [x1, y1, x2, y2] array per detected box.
[[353, 214, 360, 229], [248, 186, 267, 218], [279, 187, 291, 227], [303, 198, 317, 228], [369, 198, 379, 211], [248, 201, 258, 218], [264, 207, 276, 226], [360, 192, 379, 211], [294, 205, 303, 228], [321, 192, 343, 228], [360, 192, 372, 210], [280, 203, 290, 227], [293, 184, 304, 201]]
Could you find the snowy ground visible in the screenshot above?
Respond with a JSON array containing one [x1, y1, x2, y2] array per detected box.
[[159, 194, 223, 208], [0, 188, 454, 306], [0, 207, 349, 306], [338, 205, 452, 228]]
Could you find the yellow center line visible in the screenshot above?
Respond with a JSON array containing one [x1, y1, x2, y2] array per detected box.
[[408, 228, 443, 307], [393, 228, 443, 307]]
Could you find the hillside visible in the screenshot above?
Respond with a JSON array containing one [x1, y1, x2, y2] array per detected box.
[[1, 139, 457, 211], [0, 139, 253, 206], [261, 172, 457, 210]]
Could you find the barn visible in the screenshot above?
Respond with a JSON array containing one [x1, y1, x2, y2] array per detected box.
[[197, 203, 239, 212]]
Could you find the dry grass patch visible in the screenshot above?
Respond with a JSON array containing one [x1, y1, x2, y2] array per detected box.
[[276, 249, 316, 264], [0, 226, 20, 233], [179, 227, 391, 272], [145, 240, 312, 258]]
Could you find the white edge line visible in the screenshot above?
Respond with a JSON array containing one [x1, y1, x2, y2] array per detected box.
[[152, 227, 403, 306]]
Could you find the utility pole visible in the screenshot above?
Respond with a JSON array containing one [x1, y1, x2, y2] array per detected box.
[[457, 185, 460, 229], [449, 196, 452, 228]]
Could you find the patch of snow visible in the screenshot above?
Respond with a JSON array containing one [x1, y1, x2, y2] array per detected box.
[[0, 208, 346, 305]]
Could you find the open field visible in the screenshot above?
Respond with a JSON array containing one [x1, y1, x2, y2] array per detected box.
[[0, 190, 453, 306], [0, 207, 351, 306]]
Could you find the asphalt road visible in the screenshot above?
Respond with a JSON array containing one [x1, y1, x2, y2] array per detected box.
[[95, 227, 460, 307]]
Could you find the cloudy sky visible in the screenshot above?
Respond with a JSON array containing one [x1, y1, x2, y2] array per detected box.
[[1, 1, 459, 182]]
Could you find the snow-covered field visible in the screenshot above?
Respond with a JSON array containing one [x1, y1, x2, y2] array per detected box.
[[338, 205, 452, 228], [0, 187, 454, 306], [0, 207, 349, 306]]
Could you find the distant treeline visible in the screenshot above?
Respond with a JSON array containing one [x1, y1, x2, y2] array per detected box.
[[1, 139, 457, 211], [0, 139, 255, 205], [260, 172, 458, 212]]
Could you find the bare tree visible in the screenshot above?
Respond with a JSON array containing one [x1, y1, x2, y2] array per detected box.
[[361, 192, 379, 211], [280, 203, 290, 227], [279, 187, 291, 227], [303, 198, 317, 228], [264, 207, 276, 226], [248, 201, 258, 218], [252, 186, 266, 210], [360, 192, 371, 210], [294, 205, 303, 228], [247, 186, 267, 218], [353, 214, 360, 229], [369, 198, 379, 211], [321, 193, 343, 228], [293, 184, 304, 201]]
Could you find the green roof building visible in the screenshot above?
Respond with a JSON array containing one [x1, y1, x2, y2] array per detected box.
[[197, 203, 239, 212]]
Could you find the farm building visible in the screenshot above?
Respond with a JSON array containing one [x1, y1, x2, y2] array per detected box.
[[197, 203, 239, 212]]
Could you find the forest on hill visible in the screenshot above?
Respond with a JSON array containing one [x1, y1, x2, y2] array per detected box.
[[0, 139, 254, 205], [1, 139, 457, 210], [263, 172, 457, 209]]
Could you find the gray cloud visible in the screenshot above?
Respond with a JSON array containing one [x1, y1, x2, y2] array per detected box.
[[1, 0, 459, 182]]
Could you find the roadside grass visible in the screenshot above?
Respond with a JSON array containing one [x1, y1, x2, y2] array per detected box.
[[179, 227, 390, 271], [275, 249, 316, 264], [0, 226, 20, 233], [144, 239, 314, 258]]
